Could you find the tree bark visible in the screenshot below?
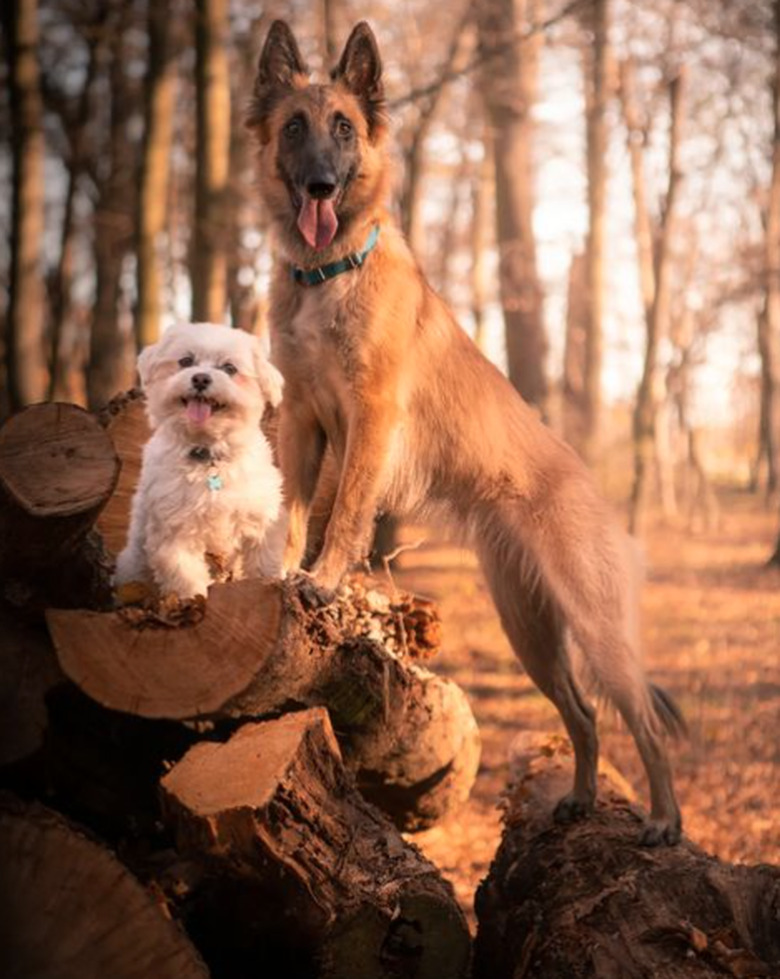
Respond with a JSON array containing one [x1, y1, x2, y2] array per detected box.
[[191, 0, 230, 324], [135, 0, 179, 350], [96, 389, 150, 556], [476, 0, 546, 411], [0, 796, 210, 979], [2, 0, 48, 410], [87, 10, 138, 410], [580, 0, 609, 463], [47, 577, 481, 830], [161, 708, 471, 979], [471, 129, 493, 352], [473, 732, 780, 979], [0, 611, 63, 768], [400, 11, 471, 258], [623, 62, 686, 535], [47, 17, 105, 402], [562, 249, 589, 451], [767, 0, 780, 561], [0, 403, 119, 605]]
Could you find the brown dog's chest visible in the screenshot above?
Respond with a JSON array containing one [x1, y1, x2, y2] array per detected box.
[[275, 282, 361, 449]]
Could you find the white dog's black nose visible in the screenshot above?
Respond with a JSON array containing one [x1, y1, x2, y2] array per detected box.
[[191, 373, 212, 392]]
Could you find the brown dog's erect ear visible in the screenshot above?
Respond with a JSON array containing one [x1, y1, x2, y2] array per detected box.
[[247, 21, 309, 141], [332, 22, 386, 136]]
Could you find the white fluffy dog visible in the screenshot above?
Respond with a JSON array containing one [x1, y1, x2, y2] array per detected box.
[[115, 322, 286, 599]]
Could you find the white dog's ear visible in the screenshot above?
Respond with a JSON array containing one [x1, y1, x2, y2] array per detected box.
[[251, 341, 284, 408], [136, 342, 160, 390]]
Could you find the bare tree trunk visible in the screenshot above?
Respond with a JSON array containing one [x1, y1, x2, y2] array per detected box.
[[622, 62, 686, 535], [191, 0, 230, 324], [477, 0, 546, 411], [766, 0, 780, 563], [322, 0, 340, 64], [581, 0, 609, 462], [3, 0, 48, 411], [400, 11, 471, 258], [135, 0, 179, 350], [471, 131, 493, 352], [47, 19, 106, 401], [87, 13, 137, 410], [562, 249, 588, 450]]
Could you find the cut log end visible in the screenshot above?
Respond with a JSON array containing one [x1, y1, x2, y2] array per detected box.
[[0, 795, 209, 979], [47, 579, 285, 719], [161, 709, 471, 979], [0, 403, 120, 519]]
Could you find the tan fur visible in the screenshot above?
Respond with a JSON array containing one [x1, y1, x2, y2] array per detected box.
[[249, 23, 683, 844]]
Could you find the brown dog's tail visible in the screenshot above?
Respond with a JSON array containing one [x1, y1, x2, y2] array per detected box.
[[650, 683, 688, 740]]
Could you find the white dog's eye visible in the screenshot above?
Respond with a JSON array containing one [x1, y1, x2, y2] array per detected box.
[[178, 355, 195, 368], [220, 362, 238, 376]]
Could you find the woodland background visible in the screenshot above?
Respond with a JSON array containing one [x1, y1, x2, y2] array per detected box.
[[2, 0, 780, 541], [2, 0, 780, 917]]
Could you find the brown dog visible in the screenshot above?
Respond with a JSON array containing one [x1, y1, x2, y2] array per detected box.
[[247, 20, 684, 844]]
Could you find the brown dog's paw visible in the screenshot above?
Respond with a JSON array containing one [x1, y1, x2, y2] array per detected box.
[[639, 817, 682, 847], [553, 793, 594, 824], [287, 570, 337, 608]]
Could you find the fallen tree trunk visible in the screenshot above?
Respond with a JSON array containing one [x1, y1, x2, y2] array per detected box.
[[0, 402, 117, 609], [160, 708, 471, 979], [47, 578, 480, 830], [473, 732, 780, 979], [0, 794, 209, 979]]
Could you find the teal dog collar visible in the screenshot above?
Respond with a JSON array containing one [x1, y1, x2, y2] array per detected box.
[[291, 225, 380, 287]]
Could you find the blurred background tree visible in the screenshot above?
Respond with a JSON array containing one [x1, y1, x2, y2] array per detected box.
[[1, 0, 780, 553]]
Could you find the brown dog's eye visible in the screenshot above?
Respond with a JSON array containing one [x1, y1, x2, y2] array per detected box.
[[178, 355, 195, 368], [220, 362, 238, 376], [335, 117, 353, 139], [284, 118, 303, 139]]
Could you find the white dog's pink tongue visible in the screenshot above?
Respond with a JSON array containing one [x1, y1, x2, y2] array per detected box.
[[186, 399, 212, 425], [297, 195, 338, 251]]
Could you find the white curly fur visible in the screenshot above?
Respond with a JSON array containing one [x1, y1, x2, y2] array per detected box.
[[115, 322, 286, 599]]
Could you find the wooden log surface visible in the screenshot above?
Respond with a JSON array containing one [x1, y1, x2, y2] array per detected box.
[[472, 732, 780, 979], [0, 794, 209, 979], [0, 402, 120, 573], [47, 578, 480, 830], [160, 708, 471, 979], [0, 609, 63, 767], [0, 403, 117, 609], [97, 390, 149, 557]]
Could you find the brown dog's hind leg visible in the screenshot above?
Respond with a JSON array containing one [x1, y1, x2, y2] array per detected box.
[[477, 542, 600, 820], [523, 508, 683, 846]]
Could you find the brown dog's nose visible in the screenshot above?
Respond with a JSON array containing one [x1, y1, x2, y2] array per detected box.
[[192, 373, 211, 392]]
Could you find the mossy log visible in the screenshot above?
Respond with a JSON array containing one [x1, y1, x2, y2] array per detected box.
[[473, 732, 780, 979]]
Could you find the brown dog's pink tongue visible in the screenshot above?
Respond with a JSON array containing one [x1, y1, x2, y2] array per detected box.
[[186, 399, 212, 425], [297, 195, 338, 251]]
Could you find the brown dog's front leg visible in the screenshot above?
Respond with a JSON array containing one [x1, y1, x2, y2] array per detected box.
[[278, 403, 327, 574], [309, 405, 397, 590]]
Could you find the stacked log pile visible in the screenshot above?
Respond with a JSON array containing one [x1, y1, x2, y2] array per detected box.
[[0, 398, 475, 979]]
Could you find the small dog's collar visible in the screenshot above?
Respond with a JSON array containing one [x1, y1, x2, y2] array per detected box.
[[188, 446, 223, 491], [189, 446, 217, 463], [290, 224, 380, 287]]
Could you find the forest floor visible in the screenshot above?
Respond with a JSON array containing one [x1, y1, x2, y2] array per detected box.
[[378, 488, 780, 928]]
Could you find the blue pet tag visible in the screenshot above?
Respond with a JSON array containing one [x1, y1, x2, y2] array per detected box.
[[207, 472, 223, 492]]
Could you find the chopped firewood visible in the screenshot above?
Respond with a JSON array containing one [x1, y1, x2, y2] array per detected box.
[[160, 708, 471, 979]]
